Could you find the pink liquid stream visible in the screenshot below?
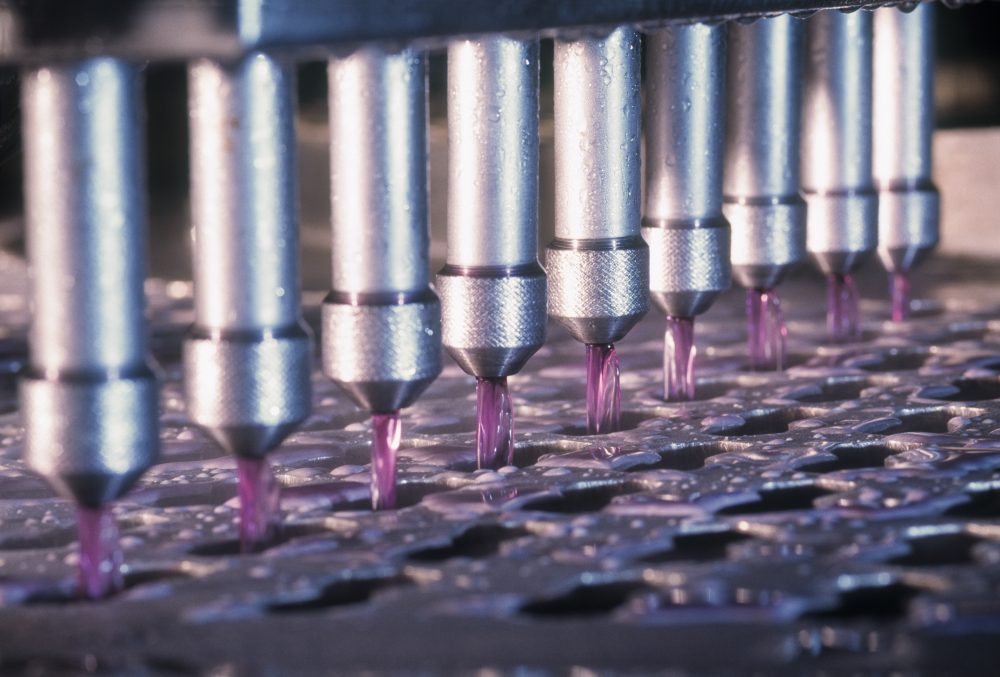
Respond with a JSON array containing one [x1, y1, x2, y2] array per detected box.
[[76, 506, 124, 600], [664, 316, 696, 401], [586, 343, 621, 434], [826, 273, 861, 343], [890, 270, 911, 322], [476, 377, 514, 470], [235, 456, 281, 553], [371, 411, 401, 511], [746, 288, 788, 371]]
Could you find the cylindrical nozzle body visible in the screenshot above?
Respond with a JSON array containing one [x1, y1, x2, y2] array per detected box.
[[873, 2, 939, 273], [546, 27, 648, 345], [643, 24, 731, 319], [438, 35, 546, 378], [20, 58, 159, 507], [802, 9, 878, 276], [184, 53, 312, 459], [323, 46, 441, 413], [724, 15, 807, 290]]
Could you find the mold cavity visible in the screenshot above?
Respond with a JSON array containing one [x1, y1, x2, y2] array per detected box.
[[707, 408, 806, 437], [803, 582, 920, 621], [639, 530, 750, 564], [513, 445, 567, 468], [0, 527, 77, 551], [520, 581, 647, 618], [945, 486, 1000, 518], [152, 483, 239, 508], [882, 410, 957, 435], [627, 443, 729, 472], [800, 444, 895, 473], [853, 350, 928, 373], [743, 352, 811, 371], [520, 483, 636, 514], [716, 484, 831, 516], [925, 379, 1000, 403], [786, 379, 867, 404], [266, 575, 410, 614], [406, 524, 528, 562], [188, 523, 333, 557], [123, 569, 191, 590], [889, 532, 980, 567], [559, 410, 658, 437]]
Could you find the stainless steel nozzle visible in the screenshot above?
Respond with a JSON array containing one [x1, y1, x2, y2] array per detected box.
[[323, 46, 441, 414], [438, 35, 546, 378], [20, 59, 159, 507], [802, 9, 878, 276], [546, 27, 648, 346], [643, 24, 731, 319], [724, 15, 807, 290], [873, 2, 939, 273], [184, 54, 312, 459]]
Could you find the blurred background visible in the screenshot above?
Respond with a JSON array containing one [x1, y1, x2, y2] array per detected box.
[[0, 2, 997, 290]]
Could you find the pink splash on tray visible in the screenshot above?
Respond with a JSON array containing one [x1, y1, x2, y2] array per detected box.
[[76, 506, 124, 600], [826, 273, 861, 343], [476, 377, 514, 469], [664, 316, 696, 401], [586, 343, 621, 434], [371, 411, 401, 511], [236, 455, 281, 553], [890, 270, 911, 322], [746, 288, 788, 371]]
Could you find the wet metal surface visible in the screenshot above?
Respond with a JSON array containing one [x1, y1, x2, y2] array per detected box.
[[2, 257, 1000, 672]]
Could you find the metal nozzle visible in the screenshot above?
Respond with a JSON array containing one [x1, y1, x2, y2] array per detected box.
[[438, 35, 546, 378], [546, 27, 648, 346], [643, 24, 731, 319], [873, 2, 939, 273], [184, 53, 312, 459], [323, 46, 441, 414], [802, 9, 878, 276], [20, 58, 159, 507], [724, 15, 807, 291]]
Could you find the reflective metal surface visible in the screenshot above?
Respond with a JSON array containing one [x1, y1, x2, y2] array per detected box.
[[801, 9, 878, 276], [438, 35, 546, 378], [184, 53, 312, 459], [1, 260, 999, 672], [19, 58, 159, 507], [547, 27, 648, 346], [323, 46, 441, 414], [724, 15, 807, 290], [643, 23, 731, 319], [873, 3, 940, 273]]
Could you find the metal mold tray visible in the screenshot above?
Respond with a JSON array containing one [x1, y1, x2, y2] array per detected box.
[[2, 256, 1000, 673]]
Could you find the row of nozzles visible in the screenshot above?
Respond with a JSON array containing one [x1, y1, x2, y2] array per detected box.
[[18, 6, 936, 523]]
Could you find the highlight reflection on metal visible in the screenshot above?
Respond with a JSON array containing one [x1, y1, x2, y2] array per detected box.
[[872, 2, 940, 274], [642, 23, 731, 320], [801, 8, 878, 276], [724, 14, 807, 291], [184, 53, 312, 460], [323, 46, 441, 414], [437, 35, 546, 379], [547, 26, 648, 347], [20, 58, 159, 507]]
